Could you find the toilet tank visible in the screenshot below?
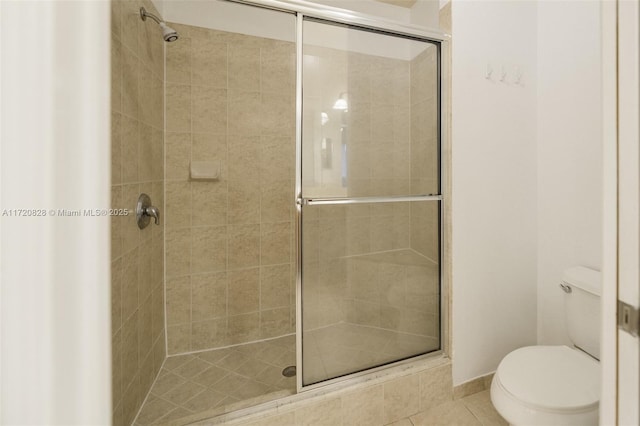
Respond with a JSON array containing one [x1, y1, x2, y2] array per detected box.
[[563, 266, 602, 359]]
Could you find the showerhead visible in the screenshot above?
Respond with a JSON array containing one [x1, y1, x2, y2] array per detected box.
[[159, 22, 179, 42], [140, 7, 179, 43]]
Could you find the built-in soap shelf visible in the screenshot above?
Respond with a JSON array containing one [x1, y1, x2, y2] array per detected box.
[[190, 160, 220, 181]]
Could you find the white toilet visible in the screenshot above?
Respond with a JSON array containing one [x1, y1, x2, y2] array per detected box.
[[491, 266, 601, 426]]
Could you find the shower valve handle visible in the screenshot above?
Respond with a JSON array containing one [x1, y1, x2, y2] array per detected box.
[[136, 193, 160, 229], [145, 206, 160, 225]]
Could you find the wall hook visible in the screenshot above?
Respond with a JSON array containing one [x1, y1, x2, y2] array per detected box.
[[514, 66, 523, 85], [485, 64, 493, 80]]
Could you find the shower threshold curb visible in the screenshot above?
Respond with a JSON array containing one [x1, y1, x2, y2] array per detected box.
[[166, 353, 449, 426]]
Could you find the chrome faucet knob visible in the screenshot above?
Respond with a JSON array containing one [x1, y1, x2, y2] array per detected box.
[[136, 193, 160, 229], [144, 205, 160, 225]]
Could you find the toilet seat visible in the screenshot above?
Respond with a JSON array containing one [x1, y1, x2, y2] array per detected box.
[[491, 345, 600, 425]]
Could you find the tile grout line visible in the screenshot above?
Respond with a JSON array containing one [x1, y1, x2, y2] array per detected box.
[[131, 352, 173, 426]]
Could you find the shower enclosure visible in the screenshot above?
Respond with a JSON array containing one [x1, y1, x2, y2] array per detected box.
[[129, 0, 447, 423], [298, 15, 442, 389]]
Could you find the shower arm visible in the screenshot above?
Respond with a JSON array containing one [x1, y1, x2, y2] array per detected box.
[[140, 7, 162, 25]]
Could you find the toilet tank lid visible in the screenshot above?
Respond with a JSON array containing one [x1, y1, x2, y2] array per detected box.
[[562, 266, 601, 296]]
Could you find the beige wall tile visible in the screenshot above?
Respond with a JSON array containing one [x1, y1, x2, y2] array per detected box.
[[192, 272, 227, 321], [228, 267, 259, 315], [192, 318, 228, 350], [164, 23, 298, 352], [166, 83, 191, 132], [138, 122, 154, 182], [228, 180, 260, 225], [228, 91, 262, 136], [228, 224, 260, 270], [111, 186, 123, 260], [166, 227, 192, 277], [228, 44, 260, 92], [260, 180, 292, 224], [383, 375, 420, 424], [122, 311, 139, 391], [121, 248, 139, 321], [260, 264, 290, 310], [261, 44, 295, 94], [111, 0, 122, 42], [191, 226, 227, 273], [261, 92, 294, 134], [138, 351, 156, 402], [419, 363, 453, 411], [121, 184, 142, 252], [111, 112, 122, 184], [294, 398, 343, 426], [138, 231, 155, 301], [166, 181, 192, 228], [259, 307, 289, 339], [241, 412, 295, 426], [167, 36, 192, 85], [121, 115, 139, 183], [166, 276, 191, 326], [192, 38, 227, 88], [192, 182, 227, 226], [139, 65, 158, 126], [151, 228, 164, 284], [138, 293, 154, 362], [228, 313, 260, 344], [111, 258, 123, 333], [112, 2, 165, 419], [192, 133, 227, 162], [228, 136, 260, 182], [260, 222, 291, 266], [112, 329, 123, 408], [342, 385, 384, 426], [151, 284, 165, 341], [168, 323, 192, 354], [122, 376, 141, 426], [192, 87, 227, 133], [166, 132, 191, 181], [121, 45, 139, 118], [120, 0, 140, 55]]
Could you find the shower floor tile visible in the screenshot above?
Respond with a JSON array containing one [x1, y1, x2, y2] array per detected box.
[[303, 322, 439, 385], [134, 335, 296, 426]]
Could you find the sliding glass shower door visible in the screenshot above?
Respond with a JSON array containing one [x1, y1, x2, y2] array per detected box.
[[299, 18, 442, 387]]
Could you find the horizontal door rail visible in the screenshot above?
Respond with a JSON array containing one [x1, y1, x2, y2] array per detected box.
[[298, 194, 442, 206]]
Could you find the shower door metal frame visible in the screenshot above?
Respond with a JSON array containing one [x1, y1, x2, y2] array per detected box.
[[294, 14, 450, 392], [223, 0, 451, 393]]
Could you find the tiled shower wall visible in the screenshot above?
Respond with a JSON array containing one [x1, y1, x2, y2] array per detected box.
[[111, 0, 166, 424], [410, 46, 439, 262], [302, 45, 439, 336], [163, 23, 296, 355]]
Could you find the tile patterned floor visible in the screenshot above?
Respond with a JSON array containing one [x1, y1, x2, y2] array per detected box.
[[134, 331, 504, 426], [134, 335, 296, 425], [407, 390, 508, 426]]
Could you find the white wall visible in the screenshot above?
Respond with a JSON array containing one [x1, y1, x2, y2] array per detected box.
[[451, 0, 604, 386], [1, 1, 111, 423], [451, 0, 538, 385], [536, 0, 602, 347]]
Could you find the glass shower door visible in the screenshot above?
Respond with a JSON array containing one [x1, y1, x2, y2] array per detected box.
[[299, 18, 442, 387]]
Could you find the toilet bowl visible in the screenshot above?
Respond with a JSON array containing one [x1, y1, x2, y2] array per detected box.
[[491, 345, 599, 425], [490, 266, 601, 426]]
